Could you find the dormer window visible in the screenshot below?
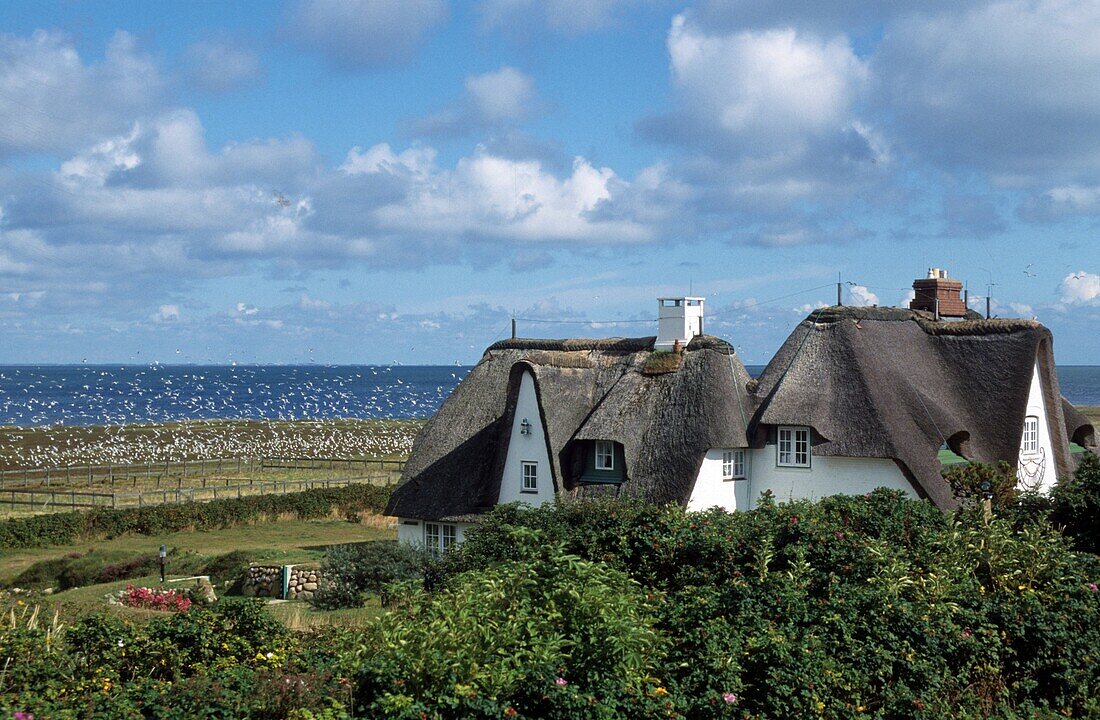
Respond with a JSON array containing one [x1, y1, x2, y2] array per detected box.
[[595, 440, 615, 470], [777, 426, 810, 468], [1022, 416, 1039, 454]]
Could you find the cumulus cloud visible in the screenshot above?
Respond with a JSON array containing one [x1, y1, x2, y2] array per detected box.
[[410, 67, 538, 138], [286, 0, 447, 70], [847, 284, 878, 306], [340, 145, 654, 243], [875, 0, 1100, 180], [186, 40, 264, 93], [664, 18, 867, 151], [0, 30, 162, 155], [151, 304, 181, 322], [637, 12, 886, 227], [1059, 271, 1100, 305]]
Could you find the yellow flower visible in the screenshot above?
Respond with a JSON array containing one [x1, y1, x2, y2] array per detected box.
[[653, 687, 669, 697]]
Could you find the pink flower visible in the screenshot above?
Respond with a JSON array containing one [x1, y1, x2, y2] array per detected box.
[[14, 712, 35, 720], [789, 516, 798, 524], [555, 677, 568, 687], [835, 532, 844, 541], [1087, 583, 1098, 592], [722, 693, 738, 704], [961, 629, 972, 638]]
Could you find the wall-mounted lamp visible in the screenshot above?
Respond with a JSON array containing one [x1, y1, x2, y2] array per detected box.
[[520, 418, 531, 435]]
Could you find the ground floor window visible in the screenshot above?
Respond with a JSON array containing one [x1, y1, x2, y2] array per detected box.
[[722, 449, 746, 479], [778, 426, 811, 467], [425, 522, 457, 556]]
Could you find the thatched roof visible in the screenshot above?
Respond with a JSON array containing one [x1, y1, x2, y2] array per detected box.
[[388, 306, 1078, 519], [1062, 398, 1097, 452], [751, 306, 1074, 509], [385, 335, 754, 519]]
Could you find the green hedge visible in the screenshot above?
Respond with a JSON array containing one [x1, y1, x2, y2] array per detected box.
[[0, 483, 394, 550]]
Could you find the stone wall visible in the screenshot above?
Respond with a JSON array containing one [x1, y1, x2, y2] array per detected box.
[[241, 564, 321, 600], [285, 565, 320, 601]]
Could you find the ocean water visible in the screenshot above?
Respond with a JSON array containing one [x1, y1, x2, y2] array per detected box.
[[0, 363, 1096, 428]]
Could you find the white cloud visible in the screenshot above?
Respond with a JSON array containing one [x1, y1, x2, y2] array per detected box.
[[286, 0, 448, 70], [0, 30, 162, 155], [235, 302, 259, 315], [186, 40, 263, 93], [337, 143, 656, 243], [151, 304, 180, 322], [847, 284, 879, 306], [666, 16, 868, 151], [410, 66, 538, 138], [1059, 271, 1100, 305], [876, 0, 1100, 180], [341, 143, 436, 176], [465, 67, 535, 123]]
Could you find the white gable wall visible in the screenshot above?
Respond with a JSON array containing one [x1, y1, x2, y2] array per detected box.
[[1017, 362, 1057, 492], [498, 370, 556, 507], [687, 449, 751, 511]]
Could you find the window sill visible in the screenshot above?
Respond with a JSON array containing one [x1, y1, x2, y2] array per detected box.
[[519, 489, 538, 494], [723, 476, 748, 482], [776, 464, 812, 470]]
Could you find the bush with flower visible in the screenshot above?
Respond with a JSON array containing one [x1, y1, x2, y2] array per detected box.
[[111, 584, 192, 612]]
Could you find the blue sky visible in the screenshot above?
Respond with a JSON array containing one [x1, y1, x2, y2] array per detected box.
[[0, 0, 1097, 366]]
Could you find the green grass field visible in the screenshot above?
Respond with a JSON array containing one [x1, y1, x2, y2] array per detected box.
[[1, 517, 397, 626], [1082, 405, 1099, 430]]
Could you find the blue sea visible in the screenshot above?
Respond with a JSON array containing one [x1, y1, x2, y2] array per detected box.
[[0, 364, 1096, 428]]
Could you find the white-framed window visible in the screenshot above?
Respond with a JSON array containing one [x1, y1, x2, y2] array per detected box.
[[424, 522, 457, 556], [595, 441, 615, 470], [1022, 416, 1039, 454], [521, 461, 538, 492], [722, 450, 745, 480], [777, 426, 811, 468]]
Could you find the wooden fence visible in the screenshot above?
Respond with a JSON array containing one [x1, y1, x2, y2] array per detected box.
[[0, 477, 379, 512], [0, 456, 405, 491]]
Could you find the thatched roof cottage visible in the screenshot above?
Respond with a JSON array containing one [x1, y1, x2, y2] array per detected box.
[[387, 271, 1096, 552]]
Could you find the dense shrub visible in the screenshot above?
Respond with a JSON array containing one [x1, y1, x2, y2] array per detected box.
[[312, 541, 429, 610], [354, 530, 674, 719], [1, 598, 356, 719], [1052, 452, 1100, 554], [0, 483, 393, 550], [431, 492, 1100, 718]]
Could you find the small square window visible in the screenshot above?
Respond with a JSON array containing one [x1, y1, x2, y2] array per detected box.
[[721, 450, 746, 480], [595, 441, 615, 470], [521, 461, 538, 492], [778, 427, 811, 468]]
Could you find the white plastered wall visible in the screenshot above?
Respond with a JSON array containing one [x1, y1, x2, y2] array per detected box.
[[498, 370, 556, 507], [687, 449, 751, 511], [741, 448, 918, 510], [397, 519, 474, 546], [1017, 362, 1057, 492]]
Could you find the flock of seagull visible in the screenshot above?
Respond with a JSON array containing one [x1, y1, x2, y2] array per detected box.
[[0, 364, 468, 469]]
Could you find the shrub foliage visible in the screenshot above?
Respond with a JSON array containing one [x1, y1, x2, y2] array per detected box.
[[0, 483, 394, 550], [311, 541, 429, 610]]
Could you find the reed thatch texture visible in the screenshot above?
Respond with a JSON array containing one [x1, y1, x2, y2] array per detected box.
[[752, 307, 1073, 508]]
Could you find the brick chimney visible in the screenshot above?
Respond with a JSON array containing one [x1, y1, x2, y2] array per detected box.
[[909, 268, 966, 319]]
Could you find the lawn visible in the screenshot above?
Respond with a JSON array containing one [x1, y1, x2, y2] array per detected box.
[[1, 517, 396, 586]]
